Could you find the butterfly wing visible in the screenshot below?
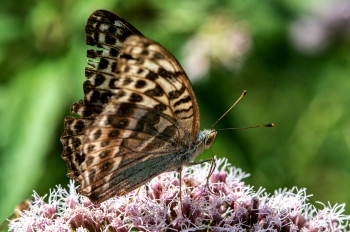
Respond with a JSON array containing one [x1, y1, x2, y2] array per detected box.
[[61, 10, 143, 179], [78, 36, 201, 203], [61, 11, 201, 204]]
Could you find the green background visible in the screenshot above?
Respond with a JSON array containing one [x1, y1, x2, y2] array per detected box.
[[1, 0, 350, 222]]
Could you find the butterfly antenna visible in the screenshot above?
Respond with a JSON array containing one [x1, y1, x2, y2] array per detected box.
[[210, 90, 247, 129], [217, 123, 274, 131]]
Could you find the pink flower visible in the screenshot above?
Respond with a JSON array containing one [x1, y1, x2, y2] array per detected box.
[[8, 158, 350, 231]]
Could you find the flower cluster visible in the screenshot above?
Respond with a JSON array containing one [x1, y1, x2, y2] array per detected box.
[[8, 158, 350, 231]]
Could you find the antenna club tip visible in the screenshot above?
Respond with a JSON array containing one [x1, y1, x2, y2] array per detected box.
[[267, 123, 274, 127], [243, 90, 247, 95]]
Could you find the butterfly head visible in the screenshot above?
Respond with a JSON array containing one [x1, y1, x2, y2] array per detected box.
[[200, 129, 218, 149]]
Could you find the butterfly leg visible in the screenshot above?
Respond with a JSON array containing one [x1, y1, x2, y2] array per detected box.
[[188, 154, 217, 195], [127, 186, 142, 204], [206, 157, 217, 195], [178, 168, 184, 214], [202, 148, 219, 195]]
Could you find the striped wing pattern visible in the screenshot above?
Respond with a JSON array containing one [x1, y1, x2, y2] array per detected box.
[[61, 10, 202, 203]]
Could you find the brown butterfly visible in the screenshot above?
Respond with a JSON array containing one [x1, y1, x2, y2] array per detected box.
[[60, 10, 217, 204]]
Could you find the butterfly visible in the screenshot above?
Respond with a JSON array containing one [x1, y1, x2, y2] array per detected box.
[[60, 10, 217, 204]]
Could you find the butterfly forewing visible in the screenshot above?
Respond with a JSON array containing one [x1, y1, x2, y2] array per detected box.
[[61, 10, 204, 204], [61, 10, 143, 179], [78, 36, 202, 203], [114, 35, 200, 138]]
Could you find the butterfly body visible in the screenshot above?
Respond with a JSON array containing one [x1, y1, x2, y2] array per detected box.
[[61, 10, 217, 204]]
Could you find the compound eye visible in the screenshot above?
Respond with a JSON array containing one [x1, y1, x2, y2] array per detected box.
[[204, 130, 217, 148]]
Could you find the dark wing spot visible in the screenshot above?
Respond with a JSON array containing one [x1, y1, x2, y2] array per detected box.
[[117, 118, 129, 129], [124, 66, 130, 73], [168, 90, 180, 100], [93, 129, 102, 140], [108, 129, 120, 138], [135, 80, 146, 89], [95, 74, 105, 86], [120, 54, 133, 60], [99, 150, 110, 158], [152, 52, 164, 60], [72, 138, 82, 147], [168, 85, 185, 100], [101, 141, 110, 147], [83, 80, 93, 92], [146, 71, 158, 80], [141, 50, 149, 55], [129, 93, 143, 103], [74, 120, 85, 133], [101, 162, 113, 173], [154, 103, 167, 112], [87, 49, 97, 59], [110, 48, 119, 57], [98, 58, 109, 70], [107, 25, 116, 34], [100, 92, 113, 103], [175, 71, 183, 78], [105, 34, 116, 45], [158, 67, 170, 77], [108, 117, 129, 129], [123, 77, 133, 86], [145, 85, 163, 97]]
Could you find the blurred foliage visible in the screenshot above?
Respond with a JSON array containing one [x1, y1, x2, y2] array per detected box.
[[1, 0, 350, 223]]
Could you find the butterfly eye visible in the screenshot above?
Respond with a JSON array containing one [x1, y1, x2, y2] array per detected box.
[[204, 130, 217, 148]]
